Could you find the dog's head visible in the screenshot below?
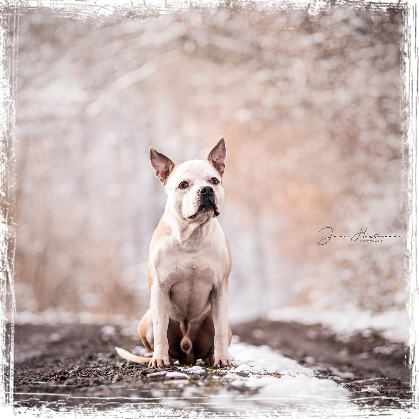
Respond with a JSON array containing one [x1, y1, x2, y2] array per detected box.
[[150, 139, 227, 221]]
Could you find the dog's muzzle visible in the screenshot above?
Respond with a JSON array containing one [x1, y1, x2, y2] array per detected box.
[[187, 186, 220, 219], [198, 186, 219, 215]]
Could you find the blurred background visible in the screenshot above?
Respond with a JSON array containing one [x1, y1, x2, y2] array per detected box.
[[12, 5, 405, 325]]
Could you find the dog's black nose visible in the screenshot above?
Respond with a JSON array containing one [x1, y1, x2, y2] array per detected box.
[[200, 186, 214, 196]]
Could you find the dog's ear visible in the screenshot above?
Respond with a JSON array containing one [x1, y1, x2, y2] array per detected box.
[[207, 138, 226, 177], [150, 147, 175, 185]]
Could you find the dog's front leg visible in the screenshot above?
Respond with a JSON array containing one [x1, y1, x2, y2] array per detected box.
[[149, 284, 171, 368], [210, 284, 233, 368]]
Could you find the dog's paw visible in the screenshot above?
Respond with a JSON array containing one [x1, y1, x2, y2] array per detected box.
[[213, 357, 233, 368], [148, 357, 171, 369], [203, 355, 214, 366]]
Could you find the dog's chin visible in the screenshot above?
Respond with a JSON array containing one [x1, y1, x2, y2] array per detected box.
[[186, 204, 220, 220]]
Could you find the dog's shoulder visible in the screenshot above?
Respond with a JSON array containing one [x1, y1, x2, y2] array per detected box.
[[148, 216, 172, 291], [150, 215, 172, 251]]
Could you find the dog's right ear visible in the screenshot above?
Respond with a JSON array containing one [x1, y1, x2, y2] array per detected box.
[[150, 147, 175, 185]]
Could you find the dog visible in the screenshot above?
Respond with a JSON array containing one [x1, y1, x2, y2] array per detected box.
[[116, 138, 233, 368]]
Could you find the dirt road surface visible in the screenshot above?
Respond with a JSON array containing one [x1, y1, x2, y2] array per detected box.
[[13, 319, 412, 416]]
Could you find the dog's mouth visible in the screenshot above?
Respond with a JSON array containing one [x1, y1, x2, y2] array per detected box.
[[187, 199, 219, 220]]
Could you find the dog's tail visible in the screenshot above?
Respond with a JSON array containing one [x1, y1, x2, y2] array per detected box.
[[180, 320, 193, 353], [115, 347, 152, 364]]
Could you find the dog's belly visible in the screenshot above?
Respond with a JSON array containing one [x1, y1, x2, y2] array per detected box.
[[168, 267, 214, 321]]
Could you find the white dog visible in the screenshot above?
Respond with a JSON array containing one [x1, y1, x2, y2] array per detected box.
[[116, 139, 232, 368]]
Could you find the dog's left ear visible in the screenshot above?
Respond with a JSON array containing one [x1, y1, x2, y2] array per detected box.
[[150, 147, 175, 185], [207, 138, 226, 177]]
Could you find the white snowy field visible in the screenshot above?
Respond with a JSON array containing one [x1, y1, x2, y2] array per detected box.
[[267, 306, 409, 343]]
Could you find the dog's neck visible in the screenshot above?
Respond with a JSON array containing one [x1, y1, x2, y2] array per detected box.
[[164, 204, 214, 252]]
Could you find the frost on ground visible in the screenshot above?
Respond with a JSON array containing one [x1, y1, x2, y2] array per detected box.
[[267, 306, 408, 343], [206, 342, 359, 419]]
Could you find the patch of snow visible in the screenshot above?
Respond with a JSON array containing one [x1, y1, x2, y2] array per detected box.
[[361, 386, 380, 393], [229, 342, 314, 376], [181, 365, 205, 374], [228, 342, 350, 403], [373, 344, 400, 354], [267, 305, 408, 343]]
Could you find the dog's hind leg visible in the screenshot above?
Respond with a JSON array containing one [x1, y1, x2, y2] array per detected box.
[[115, 309, 155, 364], [138, 309, 154, 352]]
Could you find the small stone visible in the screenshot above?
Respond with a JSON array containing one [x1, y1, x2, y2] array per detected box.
[[147, 371, 167, 378], [165, 371, 189, 379]]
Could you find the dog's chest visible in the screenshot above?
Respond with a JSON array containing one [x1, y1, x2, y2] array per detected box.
[[168, 264, 217, 320]]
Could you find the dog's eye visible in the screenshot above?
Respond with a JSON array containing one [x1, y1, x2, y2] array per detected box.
[[210, 178, 220, 185], [178, 181, 189, 189]]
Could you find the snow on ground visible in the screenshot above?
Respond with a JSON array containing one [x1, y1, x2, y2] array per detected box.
[[206, 342, 359, 419], [267, 305, 408, 343]]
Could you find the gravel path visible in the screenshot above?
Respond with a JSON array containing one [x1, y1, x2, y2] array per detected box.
[[13, 320, 412, 416]]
